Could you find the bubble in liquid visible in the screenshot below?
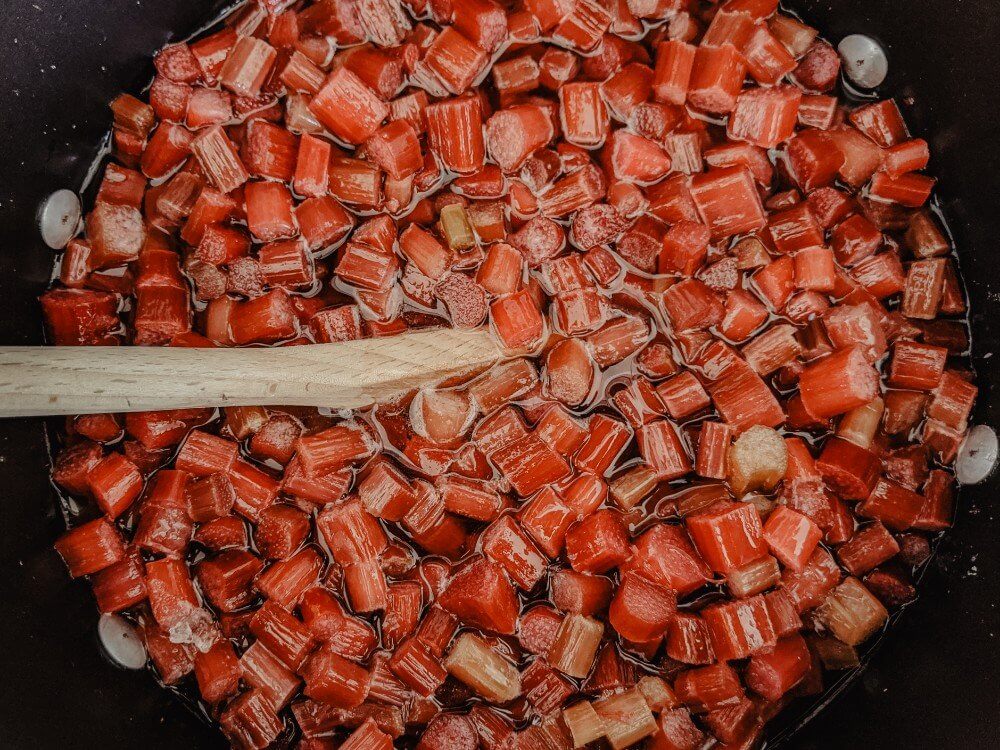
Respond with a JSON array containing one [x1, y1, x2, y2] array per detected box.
[[38, 189, 82, 250], [98, 613, 147, 670], [838, 34, 889, 90], [956, 424, 998, 485]]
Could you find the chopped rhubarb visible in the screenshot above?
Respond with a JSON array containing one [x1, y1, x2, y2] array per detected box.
[[438, 556, 520, 634], [594, 689, 658, 749], [687, 45, 746, 114], [310, 67, 389, 145], [690, 166, 766, 238], [817, 576, 888, 646], [549, 614, 604, 678], [443, 632, 522, 702], [798, 347, 880, 419], [425, 96, 486, 174], [565, 510, 631, 574], [55, 518, 125, 578], [487, 105, 555, 173], [687, 502, 767, 575], [41, 6, 974, 748], [300, 646, 370, 708]]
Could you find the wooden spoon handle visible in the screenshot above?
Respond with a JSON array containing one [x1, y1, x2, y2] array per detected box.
[[0, 328, 500, 417]]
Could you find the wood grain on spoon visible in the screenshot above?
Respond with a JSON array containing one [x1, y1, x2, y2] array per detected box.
[[0, 327, 501, 417]]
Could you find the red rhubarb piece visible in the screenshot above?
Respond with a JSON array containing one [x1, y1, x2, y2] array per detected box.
[[687, 502, 767, 575], [425, 96, 486, 174], [310, 68, 389, 145], [54, 518, 125, 578], [438, 556, 520, 634], [565, 509, 631, 574], [798, 347, 880, 419], [687, 45, 746, 114], [762, 505, 823, 571], [486, 105, 555, 173], [690, 166, 767, 238], [728, 85, 802, 149]]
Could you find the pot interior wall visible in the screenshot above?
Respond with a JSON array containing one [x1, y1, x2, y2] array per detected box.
[[0, 0, 996, 747]]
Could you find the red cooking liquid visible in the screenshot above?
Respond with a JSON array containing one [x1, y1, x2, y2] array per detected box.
[[45, 0, 975, 748]]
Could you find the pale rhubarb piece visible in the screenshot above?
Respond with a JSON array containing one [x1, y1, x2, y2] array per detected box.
[[727, 425, 788, 496], [563, 701, 607, 748], [443, 632, 522, 703], [817, 576, 889, 646], [549, 614, 604, 679], [593, 688, 658, 750]]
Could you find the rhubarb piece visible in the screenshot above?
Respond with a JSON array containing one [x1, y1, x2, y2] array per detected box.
[[310, 68, 389, 145], [564, 509, 630, 574], [763, 506, 822, 571], [366, 120, 422, 180], [888, 340, 948, 390], [55, 518, 125, 578], [798, 347, 879, 419], [552, 0, 612, 51], [638, 419, 692, 480], [341, 718, 393, 750], [850, 100, 907, 148], [687, 502, 767, 575], [443, 632, 522, 702], [519, 488, 576, 559], [563, 702, 607, 748], [389, 637, 447, 696], [650, 709, 705, 750], [687, 45, 746, 114], [817, 576, 888, 646], [190, 126, 248, 194], [295, 424, 375, 477], [492, 433, 570, 496], [593, 689, 658, 749], [486, 105, 555, 173], [837, 522, 900, 576], [418, 714, 478, 750], [858, 478, 925, 531], [481, 515, 546, 590], [728, 85, 802, 148], [423, 27, 489, 95], [745, 634, 811, 701], [793, 40, 840, 92], [549, 614, 604, 678], [603, 130, 672, 184], [697, 422, 735, 480], [690, 166, 766, 238], [550, 570, 613, 616], [425, 97, 485, 174], [300, 646, 370, 708], [653, 40, 695, 105], [220, 37, 277, 97], [410, 388, 475, 444], [220, 691, 283, 749], [702, 594, 776, 661], [609, 573, 676, 642], [674, 663, 744, 712], [784, 130, 843, 191], [727, 425, 787, 496], [438, 556, 519, 635], [544, 337, 596, 406]]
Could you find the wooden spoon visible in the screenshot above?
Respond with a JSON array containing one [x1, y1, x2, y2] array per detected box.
[[0, 328, 501, 418]]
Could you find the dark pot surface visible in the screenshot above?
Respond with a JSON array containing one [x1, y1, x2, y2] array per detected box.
[[0, 1, 996, 747]]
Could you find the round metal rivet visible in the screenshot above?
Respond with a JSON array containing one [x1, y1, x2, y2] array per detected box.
[[956, 424, 999, 485], [38, 189, 82, 250], [838, 34, 889, 89], [97, 613, 147, 670]]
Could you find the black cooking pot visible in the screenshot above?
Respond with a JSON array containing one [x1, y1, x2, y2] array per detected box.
[[0, 1, 996, 747]]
